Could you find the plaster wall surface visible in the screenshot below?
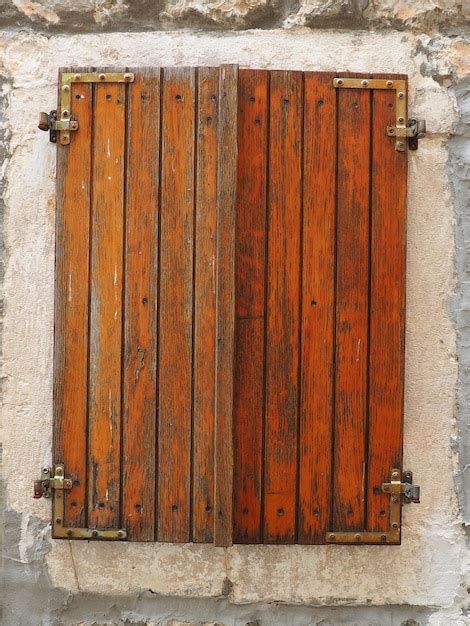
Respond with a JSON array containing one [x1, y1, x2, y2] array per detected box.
[[0, 10, 469, 626]]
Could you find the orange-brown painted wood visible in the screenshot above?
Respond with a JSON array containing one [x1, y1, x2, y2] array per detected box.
[[122, 68, 160, 541], [88, 76, 126, 529], [214, 65, 238, 547], [333, 73, 371, 532], [366, 74, 407, 532], [263, 71, 303, 544], [53, 69, 93, 529], [192, 66, 219, 543], [158, 67, 196, 543], [233, 69, 269, 544], [298, 72, 337, 544]]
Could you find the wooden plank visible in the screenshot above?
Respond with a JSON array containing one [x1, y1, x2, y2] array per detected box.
[[53, 67, 93, 529], [158, 67, 196, 543], [333, 73, 371, 532], [214, 64, 238, 547], [122, 68, 160, 541], [88, 74, 126, 529], [298, 72, 337, 544], [263, 70, 303, 544], [233, 69, 269, 544], [192, 67, 219, 543], [367, 74, 407, 532]]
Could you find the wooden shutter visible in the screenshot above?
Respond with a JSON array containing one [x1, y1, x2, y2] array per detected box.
[[233, 70, 407, 545], [51, 67, 408, 545], [53, 66, 237, 544]]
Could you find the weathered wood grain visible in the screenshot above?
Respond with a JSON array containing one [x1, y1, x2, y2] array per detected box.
[[298, 72, 337, 543], [122, 68, 160, 540], [53, 68, 93, 529], [214, 64, 238, 547], [263, 70, 303, 544], [366, 74, 407, 532], [333, 73, 371, 532], [158, 67, 196, 542], [192, 66, 219, 543], [88, 74, 126, 529]]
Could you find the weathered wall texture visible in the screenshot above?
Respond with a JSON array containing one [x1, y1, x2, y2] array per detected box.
[[1, 1, 469, 624]]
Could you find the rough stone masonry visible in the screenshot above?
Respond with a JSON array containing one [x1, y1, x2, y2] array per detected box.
[[1, 1, 470, 625]]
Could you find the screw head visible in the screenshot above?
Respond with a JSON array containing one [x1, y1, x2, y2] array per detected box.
[[398, 117, 405, 123], [66, 529, 73, 536], [337, 79, 344, 86], [398, 91, 404, 99], [99, 73, 106, 81], [117, 530, 124, 538], [355, 533, 362, 541], [396, 141, 405, 150], [361, 79, 369, 87], [124, 73, 132, 82], [74, 74, 81, 81], [62, 84, 70, 92], [381, 534, 387, 542], [329, 533, 336, 541], [392, 522, 399, 529], [55, 517, 62, 525], [92, 530, 99, 538], [391, 471, 400, 479], [386, 80, 393, 88]]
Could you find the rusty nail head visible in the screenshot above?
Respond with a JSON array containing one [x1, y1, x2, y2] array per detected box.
[[381, 534, 387, 541], [55, 517, 62, 525], [66, 529, 73, 536]]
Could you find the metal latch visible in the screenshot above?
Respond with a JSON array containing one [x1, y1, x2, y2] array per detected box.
[[386, 118, 426, 151], [382, 470, 420, 503], [38, 110, 79, 144], [33, 464, 127, 540]]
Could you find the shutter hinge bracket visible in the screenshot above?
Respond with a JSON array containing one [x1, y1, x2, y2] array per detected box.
[[38, 71, 134, 145], [333, 77, 426, 152], [325, 468, 420, 545], [33, 464, 127, 540]]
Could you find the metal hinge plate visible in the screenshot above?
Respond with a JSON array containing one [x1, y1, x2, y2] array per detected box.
[[38, 71, 134, 145], [326, 469, 420, 545], [33, 464, 127, 540]]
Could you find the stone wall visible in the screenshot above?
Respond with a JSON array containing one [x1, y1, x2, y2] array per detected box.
[[1, 2, 469, 625]]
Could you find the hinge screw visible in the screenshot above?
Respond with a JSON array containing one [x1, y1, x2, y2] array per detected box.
[[66, 529, 73, 536], [381, 534, 387, 542], [397, 92, 405, 99], [99, 73, 106, 81], [329, 533, 336, 541], [336, 79, 344, 86], [124, 73, 132, 82], [355, 533, 361, 541], [386, 80, 393, 88], [74, 74, 81, 81], [397, 117, 404, 124], [361, 80, 369, 87], [62, 84, 70, 93], [391, 471, 400, 479]]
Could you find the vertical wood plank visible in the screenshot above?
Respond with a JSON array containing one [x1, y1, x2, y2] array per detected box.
[[53, 68, 93, 529], [214, 64, 238, 547], [158, 67, 196, 543], [122, 68, 160, 541], [88, 75, 126, 529], [333, 74, 371, 532], [263, 71, 303, 544], [298, 72, 337, 543], [233, 69, 269, 544], [367, 75, 407, 532], [192, 67, 219, 543]]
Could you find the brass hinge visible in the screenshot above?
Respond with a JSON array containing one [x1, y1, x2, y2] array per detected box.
[[333, 77, 425, 152], [38, 71, 134, 145], [34, 464, 127, 540], [325, 468, 420, 545]]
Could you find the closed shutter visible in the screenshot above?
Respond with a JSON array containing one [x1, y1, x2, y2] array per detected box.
[[51, 67, 408, 545]]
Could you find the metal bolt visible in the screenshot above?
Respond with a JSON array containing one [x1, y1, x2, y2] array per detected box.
[[124, 73, 132, 82], [329, 533, 336, 541], [398, 92, 404, 99], [92, 530, 99, 538], [66, 529, 73, 536], [117, 530, 124, 538], [55, 517, 62, 525], [42, 467, 49, 474], [381, 534, 387, 542], [74, 73, 81, 81], [398, 117, 404, 123], [62, 84, 70, 93], [336, 79, 344, 86], [391, 471, 400, 479], [361, 80, 369, 87], [396, 141, 405, 150], [355, 533, 361, 541], [62, 110, 69, 118], [99, 73, 106, 81], [386, 80, 393, 88], [392, 522, 398, 529]]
